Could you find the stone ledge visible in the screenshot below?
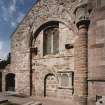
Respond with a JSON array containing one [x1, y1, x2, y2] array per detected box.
[[23, 101, 42, 105], [0, 98, 8, 104]]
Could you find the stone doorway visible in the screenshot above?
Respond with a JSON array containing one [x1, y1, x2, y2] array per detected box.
[[0, 72, 2, 92], [5, 73, 15, 91], [44, 74, 57, 97]]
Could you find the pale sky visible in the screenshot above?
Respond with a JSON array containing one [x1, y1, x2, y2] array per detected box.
[[0, 0, 37, 59]]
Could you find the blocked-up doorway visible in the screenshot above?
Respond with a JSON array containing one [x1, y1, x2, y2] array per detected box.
[[44, 74, 57, 97], [0, 72, 2, 92], [5, 73, 15, 91]]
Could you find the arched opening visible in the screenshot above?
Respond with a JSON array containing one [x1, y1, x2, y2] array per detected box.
[[31, 21, 60, 56], [30, 21, 60, 46], [0, 72, 2, 92], [44, 73, 57, 97], [31, 21, 74, 56], [5, 73, 15, 91], [30, 20, 75, 96]]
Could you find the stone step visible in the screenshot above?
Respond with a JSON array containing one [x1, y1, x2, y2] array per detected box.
[[0, 98, 8, 105], [23, 101, 42, 105], [4, 91, 17, 96], [4, 91, 28, 98]]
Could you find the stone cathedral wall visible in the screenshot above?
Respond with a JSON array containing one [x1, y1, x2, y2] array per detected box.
[[88, 1, 105, 104], [9, 0, 105, 105], [31, 23, 75, 98], [10, 0, 77, 96]]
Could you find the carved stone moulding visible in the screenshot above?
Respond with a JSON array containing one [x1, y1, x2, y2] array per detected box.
[[74, 3, 92, 28]]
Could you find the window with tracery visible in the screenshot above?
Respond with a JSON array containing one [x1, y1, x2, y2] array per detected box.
[[43, 24, 59, 55]]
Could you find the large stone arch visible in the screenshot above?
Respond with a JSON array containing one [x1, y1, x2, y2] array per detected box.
[[30, 19, 76, 97], [11, 0, 80, 96], [30, 20, 76, 57], [29, 20, 76, 48], [27, 0, 78, 47], [30, 20, 74, 45]]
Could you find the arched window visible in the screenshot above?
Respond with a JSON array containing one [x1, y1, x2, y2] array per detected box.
[[44, 74, 57, 97], [61, 74, 69, 87], [43, 23, 59, 55]]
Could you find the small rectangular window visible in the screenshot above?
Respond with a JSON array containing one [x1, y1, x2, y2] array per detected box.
[[65, 44, 74, 49]]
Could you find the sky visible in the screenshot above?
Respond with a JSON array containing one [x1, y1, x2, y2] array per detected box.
[[0, 0, 37, 60]]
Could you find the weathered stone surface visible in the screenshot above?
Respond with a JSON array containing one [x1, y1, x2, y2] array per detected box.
[[0, 0, 105, 105]]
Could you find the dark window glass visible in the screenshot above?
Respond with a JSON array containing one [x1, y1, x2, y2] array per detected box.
[[43, 29, 51, 55], [53, 28, 59, 54]]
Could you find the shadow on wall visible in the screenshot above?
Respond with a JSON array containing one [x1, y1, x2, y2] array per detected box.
[[5, 73, 15, 91], [0, 72, 2, 92]]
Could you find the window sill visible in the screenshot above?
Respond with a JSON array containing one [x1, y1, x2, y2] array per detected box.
[[33, 53, 74, 60], [58, 87, 73, 90]]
